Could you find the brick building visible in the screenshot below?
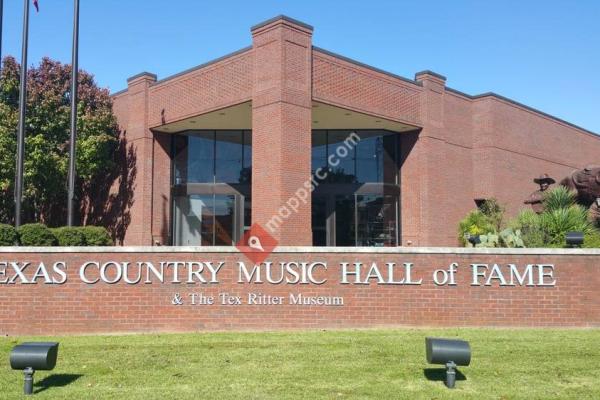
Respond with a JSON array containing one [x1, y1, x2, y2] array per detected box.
[[111, 15, 600, 247]]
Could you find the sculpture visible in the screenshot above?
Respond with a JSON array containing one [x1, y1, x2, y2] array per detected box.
[[560, 165, 600, 223], [524, 174, 555, 213]]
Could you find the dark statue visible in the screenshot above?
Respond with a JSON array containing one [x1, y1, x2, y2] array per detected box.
[[561, 165, 600, 223], [524, 174, 555, 213], [525, 167, 600, 221]]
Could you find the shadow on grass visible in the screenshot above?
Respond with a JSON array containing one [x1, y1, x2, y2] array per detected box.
[[423, 368, 466, 383], [34, 374, 83, 394]]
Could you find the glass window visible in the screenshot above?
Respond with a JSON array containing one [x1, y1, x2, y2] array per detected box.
[[328, 131, 356, 183], [311, 130, 328, 179], [214, 195, 235, 245], [311, 130, 400, 247], [335, 195, 355, 246], [173, 131, 214, 184], [173, 194, 237, 246], [356, 194, 397, 247], [243, 196, 252, 235], [215, 131, 243, 184], [356, 134, 383, 183], [241, 131, 252, 184], [312, 196, 327, 246], [172, 130, 252, 246], [173, 194, 214, 246], [173, 130, 254, 185]]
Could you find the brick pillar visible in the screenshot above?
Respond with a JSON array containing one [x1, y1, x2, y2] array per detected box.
[[414, 71, 449, 246], [251, 16, 313, 245], [124, 72, 156, 245]]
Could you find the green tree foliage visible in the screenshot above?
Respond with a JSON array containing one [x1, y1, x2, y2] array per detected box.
[[0, 56, 119, 226]]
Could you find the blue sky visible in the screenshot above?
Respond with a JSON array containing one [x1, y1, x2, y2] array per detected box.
[[2, 0, 599, 133]]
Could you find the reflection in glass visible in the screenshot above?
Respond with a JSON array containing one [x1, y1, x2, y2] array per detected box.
[[328, 131, 357, 183], [173, 195, 213, 246], [173, 132, 214, 184], [311, 130, 328, 179], [215, 131, 243, 184], [173, 130, 252, 185], [310, 130, 401, 247], [310, 130, 398, 184], [312, 196, 327, 246], [243, 196, 252, 235], [356, 195, 397, 246], [335, 195, 355, 246], [173, 194, 236, 246], [242, 131, 252, 184], [214, 195, 235, 245]]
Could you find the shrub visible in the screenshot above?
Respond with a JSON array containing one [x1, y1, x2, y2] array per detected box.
[[0, 224, 18, 246], [17, 223, 56, 246], [479, 198, 505, 231], [51, 227, 87, 246], [510, 209, 545, 248], [458, 210, 497, 246], [583, 231, 600, 248], [538, 205, 594, 246], [78, 226, 113, 246], [543, 186, 578, 212], [499, 228, 525, 248]]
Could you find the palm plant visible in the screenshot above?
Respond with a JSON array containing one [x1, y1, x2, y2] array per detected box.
[[543, 186, 577, 212], [539, 205, 593, 246]]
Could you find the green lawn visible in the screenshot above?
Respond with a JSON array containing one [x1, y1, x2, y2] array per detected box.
[[1, 328, 599, 399]]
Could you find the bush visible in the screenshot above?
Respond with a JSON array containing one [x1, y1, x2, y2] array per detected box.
[[0, 224, 18, 246], [583, 231, 600, 248], [51, 227, 87, 246], [479, 198, 505, 231], [78, 226, 113, 246], [458, 208, 498, 246], [17, 223, 56, 246], [543, 186, 578, 212], [538, 205, 594, 246], [510, 209, 545, 248]]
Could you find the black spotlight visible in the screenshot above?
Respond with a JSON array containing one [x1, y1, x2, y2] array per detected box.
[[10, 342, 59, 395], [425, 337, 471, 389], [565, 231, 584, 248], [467, 235, 481, 246]]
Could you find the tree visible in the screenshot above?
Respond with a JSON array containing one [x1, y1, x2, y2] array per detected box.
[[0, 56, 120, 227]]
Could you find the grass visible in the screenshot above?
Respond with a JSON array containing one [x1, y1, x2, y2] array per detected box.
[[1, 328, 599, 399]]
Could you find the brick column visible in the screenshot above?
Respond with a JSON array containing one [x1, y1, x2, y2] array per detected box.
[[251, 16, 313, 245], [123, 72, 156, 245], [414, 71, 449, 246]]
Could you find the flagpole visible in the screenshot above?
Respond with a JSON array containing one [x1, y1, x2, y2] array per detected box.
[[67, 0, 80, 226], [0, 0, 4, 67], [14, 0, 30, 228]]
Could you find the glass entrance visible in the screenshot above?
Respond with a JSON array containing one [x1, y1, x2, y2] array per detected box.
[[173, 194, 239, 246], [171, 130, 251, 246], [311, 129, 401, 247]]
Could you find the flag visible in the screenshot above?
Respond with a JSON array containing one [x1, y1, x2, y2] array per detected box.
[[33, 0, 39, 12]]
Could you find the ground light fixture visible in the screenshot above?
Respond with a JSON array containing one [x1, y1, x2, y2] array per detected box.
[[565, 231, 584, 248], [425, 337, 471, 389], [10, 342, 59, 395]]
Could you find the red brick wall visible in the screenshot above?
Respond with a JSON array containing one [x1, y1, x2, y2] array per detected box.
[[312, 50, 422, 126], [0, 248, 598, 335], [148, 49, 253, 128]]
